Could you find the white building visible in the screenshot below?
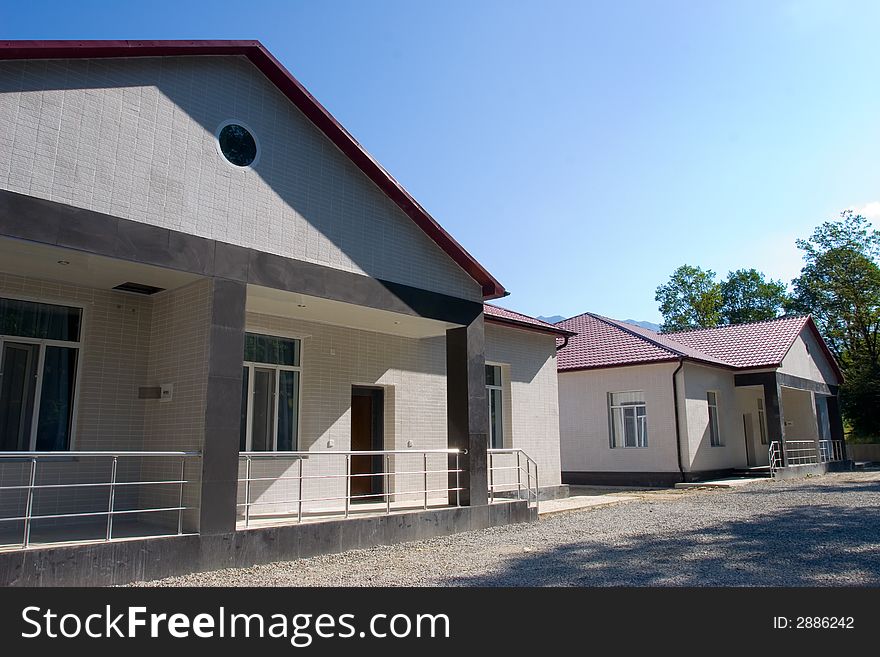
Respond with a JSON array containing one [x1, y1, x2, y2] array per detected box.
[[556, 313, 846, 486], [0, 40, 568, 585]]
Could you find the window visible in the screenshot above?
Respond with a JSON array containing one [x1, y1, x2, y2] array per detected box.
[[240, 333, 302, 452], [0, 297, 82, 451], [609, 391, 647, 448], [756, 397, 768, 445], [707, 391, 722, 446], [486, 364, 504, 449], [217, 121, 258, 167]]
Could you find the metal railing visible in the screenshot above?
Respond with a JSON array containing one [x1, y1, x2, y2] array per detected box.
[[237, 449, 464, 526], [819, 439, 845, 464], [0, 451, 201, 549], [768, 441, 783, 475], [783, 440, 822, 466], [487, 448, 539, 509], [768, 439, 845, 476]]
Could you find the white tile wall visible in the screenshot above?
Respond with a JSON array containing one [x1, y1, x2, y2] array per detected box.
[[0, 56, 482, 301], [485, 324, 562, 488], [241, 312, 448, 515], [558, 362, 681, 474]]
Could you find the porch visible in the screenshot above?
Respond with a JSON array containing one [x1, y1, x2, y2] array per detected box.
[[0, 223, 526, 555], [734, 372, 850, 478]]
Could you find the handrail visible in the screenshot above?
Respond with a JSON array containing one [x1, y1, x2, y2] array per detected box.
[[237, 449, 466, 526], [0, 451, 202, 549], [487, 448, 539, 509], [768, 441, 783, 476]]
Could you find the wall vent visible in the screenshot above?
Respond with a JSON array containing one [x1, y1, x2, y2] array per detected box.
[[112, 282, 165, 295]]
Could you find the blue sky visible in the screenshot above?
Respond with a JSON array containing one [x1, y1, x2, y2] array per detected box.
[[2, 1, 879, 322]]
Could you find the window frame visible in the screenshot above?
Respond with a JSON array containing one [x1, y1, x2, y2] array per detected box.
[[0, 293, 86, 452], [608, 390, 648, 449], [707, 390, 722, 447], [241, 333, 304, 452], [215, 119, 261, 170], [485, 362, 504, 449]]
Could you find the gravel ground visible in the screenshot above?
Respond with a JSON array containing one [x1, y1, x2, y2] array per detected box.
[[135, 470, 880, 587]]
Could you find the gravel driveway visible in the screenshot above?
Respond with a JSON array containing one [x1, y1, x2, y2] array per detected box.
[[135, 470, 880, 587]]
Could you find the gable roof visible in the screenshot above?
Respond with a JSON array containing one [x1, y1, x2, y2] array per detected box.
[[484, 304, 576, 337], [555, 312, 843, 380], [0, 39, 506, 300]]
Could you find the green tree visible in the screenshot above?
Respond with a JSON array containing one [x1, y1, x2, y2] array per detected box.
[[655, 265, 722, 332], [720, 269, 788, 325], [788, 211, 880, 436]]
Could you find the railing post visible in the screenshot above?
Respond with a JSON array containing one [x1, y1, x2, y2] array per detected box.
[[244, 455, 252, 528], [177, 456, 186, 535], [533, 462, 539, 507], [526, 460, 531, 507], [22, 457, 37, 548], [345, 454, 351, 518], [106, 456, 118, 542], [488, 451, 494, 504], [297, 457, 304, 523], [385, 454, 391, 515], [423, 452, 428, 510], [456, 452, 461, 507], [516, 450, 522, 501]]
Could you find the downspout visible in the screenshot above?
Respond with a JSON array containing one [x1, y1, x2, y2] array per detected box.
[[555, 334, 570, 351], [672, 358, 686, 482]]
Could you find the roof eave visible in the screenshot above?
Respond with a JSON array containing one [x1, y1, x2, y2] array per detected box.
[[485, 315, 577, 338]]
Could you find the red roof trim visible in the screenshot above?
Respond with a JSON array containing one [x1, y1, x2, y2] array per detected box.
[[0, 40, 506, 300], [484, 315, 576, 337], [483, 303, 576, 337]]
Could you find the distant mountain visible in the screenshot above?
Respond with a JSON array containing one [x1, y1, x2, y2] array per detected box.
[[622, 319, 661, 332], [537, 315, 565, 324]]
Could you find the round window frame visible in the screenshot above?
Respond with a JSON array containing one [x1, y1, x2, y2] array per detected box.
[[215, 120, 261, 169]]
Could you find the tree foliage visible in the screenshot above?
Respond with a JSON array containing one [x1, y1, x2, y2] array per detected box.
[[656, 266, 787, 332], [720, 269, 789, 325], [788, 211, 880, 436], [655, 265, 722, 332]]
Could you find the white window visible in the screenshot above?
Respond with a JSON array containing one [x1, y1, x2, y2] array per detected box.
[[240, 333, 302, 452], [757, 397, 768, 445], [707, 391, 722, 446], [609, 391, 647, 448], [0, 297, 82, 451], [486, 364, 503, 449]]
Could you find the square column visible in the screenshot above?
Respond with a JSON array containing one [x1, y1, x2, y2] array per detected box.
[[446, 314, 489, 506], [199, 278, 247, 534]]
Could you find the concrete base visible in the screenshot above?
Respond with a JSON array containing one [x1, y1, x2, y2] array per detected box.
[[0, 501, 534, 587], [772, 460, 854, 480], [538, 484, 570, 501]]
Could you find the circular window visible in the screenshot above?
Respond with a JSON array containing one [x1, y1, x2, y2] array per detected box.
[[217, 122, 258, 167]]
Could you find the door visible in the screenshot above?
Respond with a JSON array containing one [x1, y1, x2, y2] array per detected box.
[[0, 342, 39, 451], [351, 387, 384, 500], [742, 413, 756, 467]]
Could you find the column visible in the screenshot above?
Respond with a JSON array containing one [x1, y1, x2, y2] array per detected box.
[[445, 313, 489, 506], [199, 277, 247, 534], [763, 376, 786, 466], [826, 393, 847, 461]]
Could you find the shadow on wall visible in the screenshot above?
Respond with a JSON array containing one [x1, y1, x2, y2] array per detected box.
[[0, 56, 482, 307], [448, 501, 880, 586]]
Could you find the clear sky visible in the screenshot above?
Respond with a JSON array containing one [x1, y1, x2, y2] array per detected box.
[[2, 0, 879, 322]]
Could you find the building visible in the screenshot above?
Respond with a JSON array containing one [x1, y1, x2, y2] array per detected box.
[[0, 40, 570, 585], [556, 312, 847, 486]]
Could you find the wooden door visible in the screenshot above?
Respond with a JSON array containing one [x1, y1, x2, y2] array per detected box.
[[351, 388, 383, 499]]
